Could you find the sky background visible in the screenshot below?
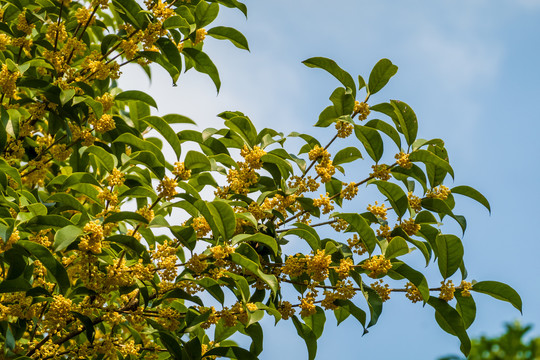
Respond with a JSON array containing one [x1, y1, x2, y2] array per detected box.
[[121, 1, 540, 358]]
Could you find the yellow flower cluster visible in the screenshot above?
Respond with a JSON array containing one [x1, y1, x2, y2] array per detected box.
[[395, 151, 412, 169], [0, 229, 19, 253], [0, 64, 21, 99], [158, 307, 181, 331], [0, 33, 11, 51], [361, 255, 392, 278], [45, 22, 67, 44], [210, 245, 235, 267], [137, 205, 155, 223], [152, 240, 178, 281], [278, 301, 296, 320], [173, 161, 191, 180], [43, 295, 73, 331], [341, 182, 358, 200], [347, 234, 367, 255], [4, 138, 25, 163], [105, 257, 136, 288], [460, 280, 473, 297], [335, 120, 354, 138], [330, 217, 349, 232], [157, 176, 178, 200], [191, 216, 211, 238], [299, 290, 317, 317], [426, 185, 451, 200], [336, 257, 354, 279], [29, 229, 52, 247], [376, 224, 392, 240], [186, 253, 208, 274], [307, 249, 333, 282], [371, 279, 391, 302], [194, 28, 207, 45], [313, 192, 334, 214], [439, 280, 455, 301], [106, 168, 125, 187], [288, 175, 320, 194], [261, 193, 297, 218], [282, 250, 332, 282], [79, 220, 104, 254], [17, 13, 35, 35], [408, 192, 422, 212], [75, 7, 95, 26], [96, 92, 115, 112], [97, 188, 119, 207], [400, 218, 421, 236], [370, 164, 391, 181], [23, 158, 51, 187], [405, 282, 423, 303], [354, 101, 370, 121], [224, 145, 266, 195], [367, 201, 387, 220], [308, 145, 335, 183], [50, 144, 72, 161], [321, 280, 356, 310], [93, 114, 116, 133]]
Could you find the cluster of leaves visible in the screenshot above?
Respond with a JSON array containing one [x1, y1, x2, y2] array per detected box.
[[439, 322, 540, 360], [0, 0, 521, 359]]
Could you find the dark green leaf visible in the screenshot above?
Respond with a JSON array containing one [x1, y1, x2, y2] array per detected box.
[[207, 26, 249, 50], [368, 58, 398, 95], [115, 90, 158, 109], [354, 125, 384, 162], [436, 234, 464, 279], [451, 185, 491, 213], [302, 57, 356, 98], [472, 281, 522, 313]]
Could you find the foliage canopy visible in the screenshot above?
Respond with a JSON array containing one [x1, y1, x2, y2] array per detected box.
[[0, 0, 521, 359]]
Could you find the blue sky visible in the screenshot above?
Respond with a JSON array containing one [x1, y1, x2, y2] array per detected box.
[[121, 1, 540, 358]]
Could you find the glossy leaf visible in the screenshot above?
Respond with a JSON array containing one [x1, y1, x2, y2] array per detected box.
[[302, 57, 356, 98], [472, 281, 522, 313], [372, 180, 408, 218], [428, 297, 471, 356], [115, 90, 158, 109], [384, 236, 409, 259], [436, 234, 464, 279], [368, 58, 398, 95], [207, 26, 249, 50], [334, 213, 378, 254], [451, 185, 491, 213], [354, 125, 384, 162]]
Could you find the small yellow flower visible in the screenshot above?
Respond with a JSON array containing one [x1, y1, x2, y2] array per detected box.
[[439, 280, 455, 301], [354, 101, 370, 121], [361, 255, 392, 278]]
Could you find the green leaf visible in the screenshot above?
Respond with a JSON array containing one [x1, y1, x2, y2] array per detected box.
[[436, 234, 464, 279], [231, 233, 278, 256], [392, 262, 430, 301], [334, 213, 378, 254], [284, 223, 321, 251], [163, 113, 196, 125], [207, 26, 249, 50], [451, 185, 491, 213], [428, 297, 471, 356], [303, 306, 326, 339], [53, 225, 83, 252], [159, 331, 184, 360], [368, 58, 398, 95], [140, 116, 182, 159], [114, 133, 165, 167], [224, 116, 257, 146], [194, 200, 235, 241], [472, 281, 522, 313], [365, 119, 402, 149], [292, 316, 318, 360], [14, 241, 70, 294], [24, 215, 74, 229], [183, 48, 221, 92], [60, 88, 75, 105], [333, 147, 362, 166], [103, 211, 149, 225], [204, 346, 258, 360], [371, 180, 408, 218], [409, 149, 454, 179], [185, 150, 212, 172], [384, 236, 409, 259], [47, 193, 87, 214], [115, 90, 158, 109], [455, 292, 476, 329], [84, 145, 115, 172], [354, 125, 384, 162], [72, 312, 95, 342], [302, 57, 356, 98], [195, 1, 219, 27], [390, 100, 418, 147], [162, 15, 191, 29]]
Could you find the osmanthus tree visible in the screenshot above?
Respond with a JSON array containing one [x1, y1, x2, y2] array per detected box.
[[0, 0, 521, 359]]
